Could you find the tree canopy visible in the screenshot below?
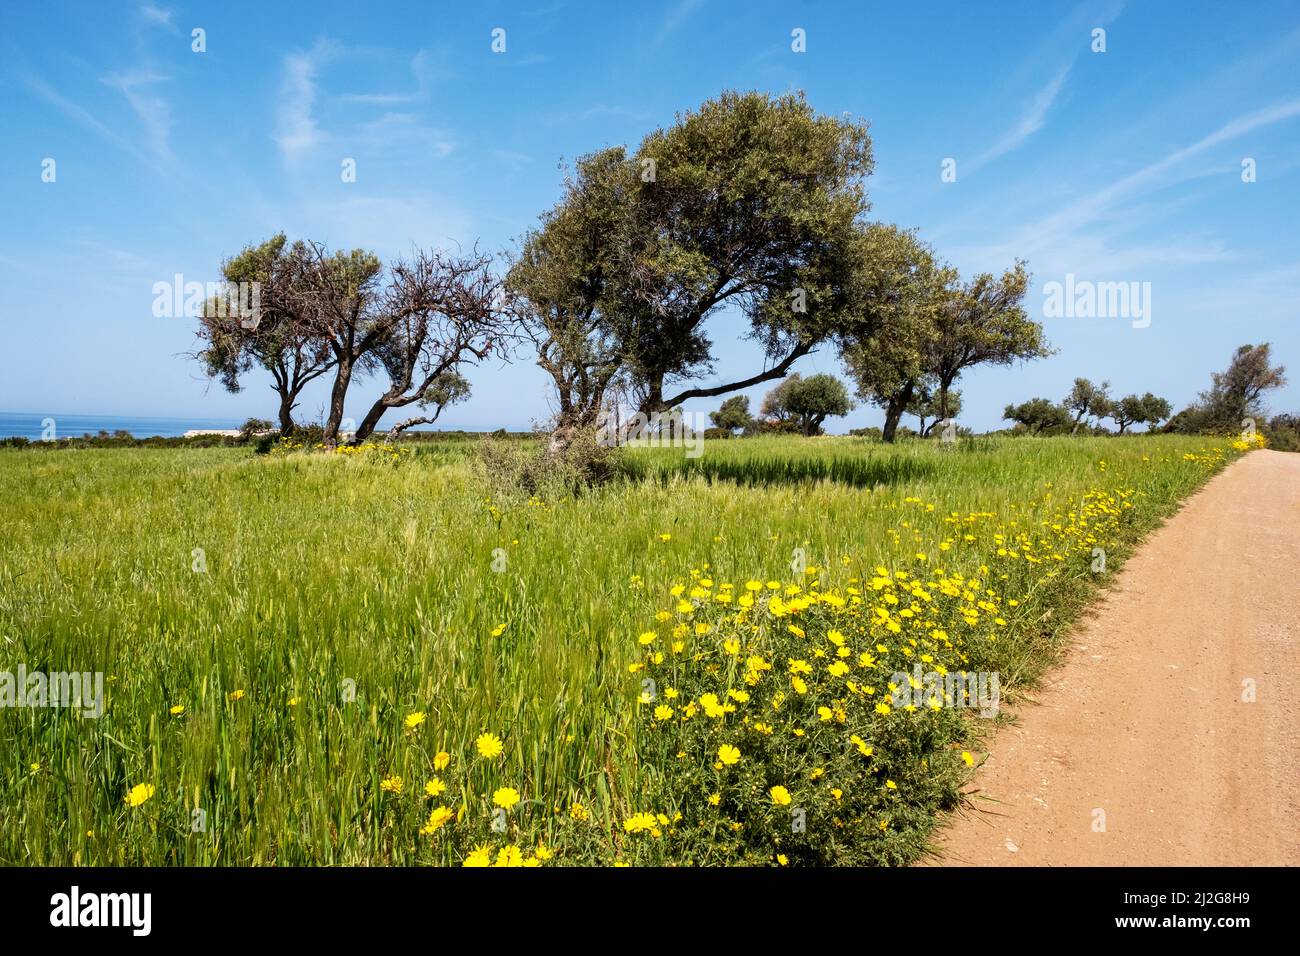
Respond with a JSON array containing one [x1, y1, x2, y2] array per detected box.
[[1167, 343, 1287, 434], [709, 395, 754, 434], [507, 90, 881, 452], [839, 225, 954, 442], [1003, 398, 1073, 434], [908, 387, 962, 436], [193, 233, 334, 435], [1064, 378, 1112, 433], [841, 230, 1046, 442], [929, 262, 1046, 421], [196, 238, 514, 447], [761, 373, 854, 436], [1111, 392, 1172, 434]]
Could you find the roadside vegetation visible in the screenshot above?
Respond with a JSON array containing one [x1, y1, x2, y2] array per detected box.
[[0, 433, 1249, 865]]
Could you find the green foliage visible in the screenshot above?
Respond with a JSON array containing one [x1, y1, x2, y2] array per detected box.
[[1265, 413, 1300, 452], [238, 418, 274, 439], [709, 396, 754, 434], [1003, 397, 1074, 434], [508, 90, 876, 429], [1063, 378, 1112, 430], [839, 226, 951, 438], [478, 431, 615, 500], [1111, 393, 1171, 433], [840, 229, 1046, 442], [1167, 343, 1288, 434], [761, 374, 853, 436], [929, 262, 1047, 413], [194, 234, 337, 435], [629, 597, 969, 866], [907, 388, 962, 435], [783, 374, 854, 436]]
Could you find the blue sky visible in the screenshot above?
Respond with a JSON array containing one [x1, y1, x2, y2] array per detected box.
[[1, 0, 1298, 433]]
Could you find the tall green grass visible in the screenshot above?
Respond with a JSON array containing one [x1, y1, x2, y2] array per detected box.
[[0, 434, 1236, 864]]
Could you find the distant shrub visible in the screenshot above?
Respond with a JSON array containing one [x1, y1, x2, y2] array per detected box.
[[291, 423, 326, 446], [239, 418, 275, 441], [849, 426, 883, 441], [748, 418, 800, 436], [479, 430, 615, 499], [1265, 413, 1300, 452], [1, 433, 242, 450]]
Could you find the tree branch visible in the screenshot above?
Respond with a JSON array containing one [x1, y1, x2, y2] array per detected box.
[[660, 341, 814, 407]]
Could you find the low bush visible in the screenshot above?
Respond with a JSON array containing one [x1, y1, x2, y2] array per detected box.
[[478, 430, 616, 499]]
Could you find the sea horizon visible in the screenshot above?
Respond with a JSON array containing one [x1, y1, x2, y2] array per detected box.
[[0, 411, 246, 441], [0, 411, 533, 441]]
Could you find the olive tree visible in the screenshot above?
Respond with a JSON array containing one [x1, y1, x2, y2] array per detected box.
[[351, 248, 513, 442], [929, 262, 1047, 422], [192, 234, 334, 435], [761, 373, 854, 435], [908, 387, 962, 436], [1004, 398, 1073, 434], [1200, 343, 1287, 430], [1064, 378, 1112, 433], [842, 233, 1044, 442], [839, 226, 952, 442], [709, 395, 754, 434], [508, 91, 881, 455], [1111, 392, 1172, 434]]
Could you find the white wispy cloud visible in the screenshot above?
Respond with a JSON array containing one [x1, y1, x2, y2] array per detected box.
[[655, 0, 704, 46], [1187, 261, 1300, 323], [20, 70, 161, 169], [946, 93, 1300, 279], [275, 40, 337, 162], [272, 193, 474, 259], [274, 42, 462, 170], [67, 238, 157, 273], [338, 91, 416, 106], [965, 0, 1127, 174], [101, 70, 173, 163], [969, 65, 1072, 171], [543, 103, 647, 125], [138, 3, 173, 27], [1025, 97, 1300, 249], [355, 112, 454, 159], [340, 49, 438, 106]]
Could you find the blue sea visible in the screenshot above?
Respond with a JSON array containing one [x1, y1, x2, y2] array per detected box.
[[0, 412, 244, 441]]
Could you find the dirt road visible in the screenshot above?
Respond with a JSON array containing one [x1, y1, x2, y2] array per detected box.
[[930, 449, 1300, 866]]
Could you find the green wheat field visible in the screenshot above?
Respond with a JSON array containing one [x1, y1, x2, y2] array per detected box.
[[0, 434, 1239, 866]]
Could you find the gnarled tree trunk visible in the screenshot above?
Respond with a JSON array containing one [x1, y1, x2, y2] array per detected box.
[[323, 357, 353, 449], [277, 391, 299, 436], [882, 380, 915, 443]]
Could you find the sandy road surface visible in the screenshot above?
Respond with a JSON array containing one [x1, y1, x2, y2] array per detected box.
[[930, 449, 1300, 866]]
